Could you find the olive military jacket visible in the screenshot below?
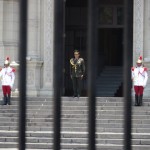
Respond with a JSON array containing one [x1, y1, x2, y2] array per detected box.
[[70, 58, 85, 78]]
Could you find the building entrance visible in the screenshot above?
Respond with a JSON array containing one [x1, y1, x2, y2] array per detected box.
[[64, 0, 124, 96], [98, 28, 123, 67]]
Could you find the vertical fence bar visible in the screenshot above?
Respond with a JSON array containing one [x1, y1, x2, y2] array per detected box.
[[53, 0, 64, 150], [123, 0, 133, 150], [87, 0, 97, 150], [18, 0, 28, 150]]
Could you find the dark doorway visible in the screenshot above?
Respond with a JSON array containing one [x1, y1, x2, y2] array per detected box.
[[98, 28, 123, 67], [64, 0, 87, 96], [64, 0, 124, 96]]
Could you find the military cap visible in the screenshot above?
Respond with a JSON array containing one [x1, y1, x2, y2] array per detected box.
[[136, 56, 142, 64]]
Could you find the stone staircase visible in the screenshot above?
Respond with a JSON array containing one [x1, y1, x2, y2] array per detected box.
[[0, 97, 150, 149], [96, 66, 123, 97]]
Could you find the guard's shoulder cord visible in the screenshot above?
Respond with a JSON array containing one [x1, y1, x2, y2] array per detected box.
[[70, 58, 75, 66]]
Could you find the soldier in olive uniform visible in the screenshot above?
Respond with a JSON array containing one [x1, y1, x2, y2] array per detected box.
[[70, 50, 85, 98]]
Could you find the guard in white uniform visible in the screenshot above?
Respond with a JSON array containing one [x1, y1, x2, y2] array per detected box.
[[131, 56, 148, 106], [0, 57, 15, 105]]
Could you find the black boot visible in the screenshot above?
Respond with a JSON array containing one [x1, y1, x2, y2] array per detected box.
[[135, 94, 138, 106], [139, 95, 143, 106], [7, 95, 11, 105], [2, 96, 7, 105]]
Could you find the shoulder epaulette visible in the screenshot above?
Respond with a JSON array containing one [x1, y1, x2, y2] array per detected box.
[[143, 67, 148, 71], [70, 58, 74, 65], [11, 67, 16, 72], [78, 58, 84, 62], [131, 67, 135, 71]]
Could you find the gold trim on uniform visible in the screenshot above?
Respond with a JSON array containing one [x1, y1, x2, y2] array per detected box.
[[70, 58, 83, 72], [70, 59, 77, 72]]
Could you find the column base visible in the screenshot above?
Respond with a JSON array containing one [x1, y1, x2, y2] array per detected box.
[[39, 88, 54, 97]]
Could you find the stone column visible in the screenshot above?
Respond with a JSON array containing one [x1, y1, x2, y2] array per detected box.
[[0, 0, 4, 64], [144, 0, 150, 60], [27, 0, 40, 58], [133, 0, 144, 65], [0, 0, 4, 97], [143, 0, 150, 98], [27, 60, 43, 96], [26, 0, 43, 96], [39, 0, 54, 96], [3, 0, 19, 62]]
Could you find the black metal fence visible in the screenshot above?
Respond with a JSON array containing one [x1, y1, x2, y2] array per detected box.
[[18, 0, 133, 149], [18, 0, 28, 149]]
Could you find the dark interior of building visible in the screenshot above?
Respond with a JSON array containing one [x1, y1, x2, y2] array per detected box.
[[64, 0, 124, 97]]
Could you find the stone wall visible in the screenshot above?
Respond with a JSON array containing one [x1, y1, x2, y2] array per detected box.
[[0, 0, 54, 97]]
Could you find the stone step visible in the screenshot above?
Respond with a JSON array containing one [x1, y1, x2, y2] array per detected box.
[[1, 109, 150, 115], [1, 131, 150, 139], [1, 101, 132, 106], [1, 113, 150, 120], [0, 143, 150, 150], [2, 97, 128, 101], [5, 97, 149, 101], [0, 122, 150, 128], [2, 126, 150, 133], [0, 136, 150, 145], [0, 96, 150, 150], [2, 117, 150, 125], [0, 105, 129, 110]]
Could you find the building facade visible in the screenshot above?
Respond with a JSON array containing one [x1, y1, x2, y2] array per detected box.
[[0, 0, 150, 97]]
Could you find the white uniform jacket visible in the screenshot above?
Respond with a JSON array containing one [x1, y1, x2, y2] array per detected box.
[[0, 66, 15, 88], [131, 66, 148, 87]]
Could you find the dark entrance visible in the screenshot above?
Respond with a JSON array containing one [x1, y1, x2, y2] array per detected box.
[[98, 28, 123, 67], [64, 0, 124, 96]]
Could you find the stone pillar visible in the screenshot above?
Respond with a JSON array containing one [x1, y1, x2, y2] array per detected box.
[[143, 0, 150, 98], [26, 0, 43, 96], [27, 0, 40, 58], [3, 0, 19, 61], [27, 60, 43, 96], [133, 0, 144, 65], [144, 0, 150, 60], [0, 0, 4, 97], [0, 0, 5, 64], [40, 0, 54, 96]]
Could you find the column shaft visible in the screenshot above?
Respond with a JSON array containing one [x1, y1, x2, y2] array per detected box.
[[133, 0, 144, 65], [144, 0, 150, 60]]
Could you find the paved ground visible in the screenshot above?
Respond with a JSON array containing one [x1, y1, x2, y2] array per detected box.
[[0, 149, 49, 150]]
